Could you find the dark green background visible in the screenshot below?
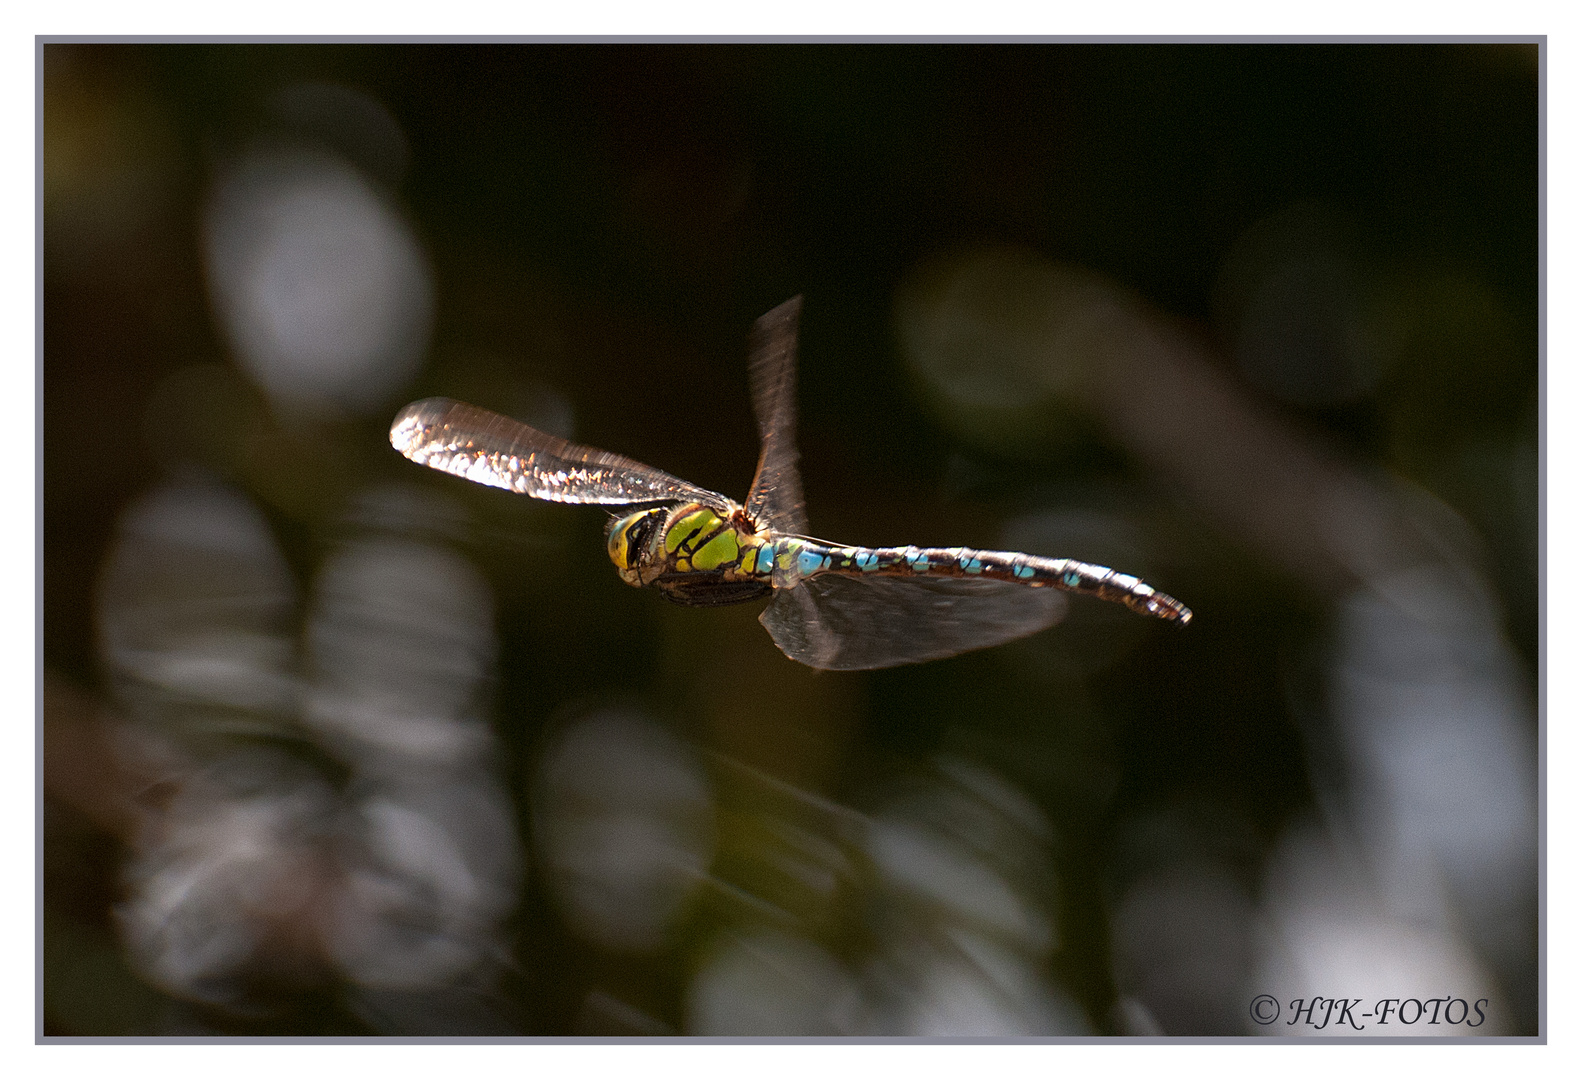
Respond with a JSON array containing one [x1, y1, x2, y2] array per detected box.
[[42, 43, 1540, 1035]]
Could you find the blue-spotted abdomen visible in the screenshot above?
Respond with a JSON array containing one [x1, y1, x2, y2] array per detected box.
[[797, 547, 828, 577]]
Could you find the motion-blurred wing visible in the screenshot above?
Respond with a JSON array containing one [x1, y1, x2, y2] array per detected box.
[[759, 574, 1067, 671], [743, 297, 810, 536], [391, 397, 734, 512]]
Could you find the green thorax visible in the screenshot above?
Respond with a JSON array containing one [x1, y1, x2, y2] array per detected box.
[[606, 502, 775, 607]]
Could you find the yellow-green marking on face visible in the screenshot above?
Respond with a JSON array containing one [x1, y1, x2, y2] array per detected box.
[[607, 507, 662, 569]]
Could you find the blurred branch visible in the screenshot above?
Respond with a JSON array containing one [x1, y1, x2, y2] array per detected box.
[[1082, 295, 1458, 596]]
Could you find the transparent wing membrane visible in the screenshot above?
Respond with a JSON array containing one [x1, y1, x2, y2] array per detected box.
[[391, 300, 1183, 673], [390, 398, 734, 512], [760, 574, 1067, 671], [743, 297, 810, 537]]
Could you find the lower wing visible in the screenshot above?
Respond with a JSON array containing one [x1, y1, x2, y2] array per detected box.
[[759, 573, 1067, 671]]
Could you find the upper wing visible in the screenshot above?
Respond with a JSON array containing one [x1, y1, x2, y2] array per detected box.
[[391, 397, 735, 512], [743, 297, 810, 536], [759, 573, 1067, 671]]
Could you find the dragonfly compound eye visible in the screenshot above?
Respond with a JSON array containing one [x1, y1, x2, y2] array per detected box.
[[607, 508, 662, 570]]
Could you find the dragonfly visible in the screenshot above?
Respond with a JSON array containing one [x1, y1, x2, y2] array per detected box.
[[389, 297, 1190, 670]]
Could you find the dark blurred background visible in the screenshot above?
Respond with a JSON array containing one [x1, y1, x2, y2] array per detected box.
[[42, 43, 1539, 1037]]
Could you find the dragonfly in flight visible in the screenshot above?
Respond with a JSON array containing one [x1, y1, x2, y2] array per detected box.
[[390, 298, 1189, 670]]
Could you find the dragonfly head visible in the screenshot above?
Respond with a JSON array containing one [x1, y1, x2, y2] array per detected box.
[[606, 507, 666, 585]]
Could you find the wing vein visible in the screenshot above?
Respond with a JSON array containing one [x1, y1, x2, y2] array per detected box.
[[760, 574, 1066, 670], [743, 297, 810, 536], [390, 398, 732, 511]]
